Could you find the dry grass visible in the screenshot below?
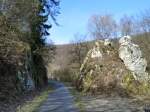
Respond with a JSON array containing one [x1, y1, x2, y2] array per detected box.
[[69, 86, 85, 112], [16, 87, 52, 112]]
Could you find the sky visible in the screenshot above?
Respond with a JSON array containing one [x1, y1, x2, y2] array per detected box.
[[46, 0, 150, 45]]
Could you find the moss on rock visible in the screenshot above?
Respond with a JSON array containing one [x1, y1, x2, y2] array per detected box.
[[122, 73, 150, 95]]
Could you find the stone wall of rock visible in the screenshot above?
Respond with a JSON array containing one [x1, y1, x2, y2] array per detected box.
[[0, 42, 35, 101], [17, 48, 35, 91], [119, 36, 149, 81]]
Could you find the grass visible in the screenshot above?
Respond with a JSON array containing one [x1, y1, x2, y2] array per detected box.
[[68, 86, 85, 112], [16, 87, 53, 112]]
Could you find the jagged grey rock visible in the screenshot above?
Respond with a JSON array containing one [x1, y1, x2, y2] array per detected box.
[[91, 41, 102, 58], [80, 41, 103, 72], [104, 39, 113, 55], [119, 35, 148, 80], [104, 39, 112, 46], [17, 49, 35, 91]]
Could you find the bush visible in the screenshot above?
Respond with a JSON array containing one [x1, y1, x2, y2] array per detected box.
[[52, 68, 78, 83], [122, 73, 150, 95]]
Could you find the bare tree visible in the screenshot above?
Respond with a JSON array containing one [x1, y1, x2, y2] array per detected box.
[[69, 33, 89, 69], [140, 9, 150, 33], [120, 15, 134, 36], [88, 14, 117, 39]]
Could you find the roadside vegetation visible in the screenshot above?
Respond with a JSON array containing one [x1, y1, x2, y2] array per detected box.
[[16, 87, 53, 112], [65, 84, 85, 112]]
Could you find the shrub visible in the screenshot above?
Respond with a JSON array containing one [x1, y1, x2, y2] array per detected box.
[[53, 68, 72, 82], [122, 72, 150, 95]]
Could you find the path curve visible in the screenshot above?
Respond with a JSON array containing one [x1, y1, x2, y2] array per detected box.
[[38, 80, 78, 112]]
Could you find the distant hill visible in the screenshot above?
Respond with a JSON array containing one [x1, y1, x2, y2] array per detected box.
[[47, 44, 72, 78]]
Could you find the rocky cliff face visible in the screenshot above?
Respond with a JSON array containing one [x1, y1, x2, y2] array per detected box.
[[0, 41, 35, 101], [17, 46, 35, 91], [76, 36, 150, 96], [119, 36, 148, 81]]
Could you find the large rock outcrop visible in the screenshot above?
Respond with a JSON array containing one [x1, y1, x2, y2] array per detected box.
[[77, 39, 128, 94], [76, 36, 150, 96], [119, 36, 149, 81]]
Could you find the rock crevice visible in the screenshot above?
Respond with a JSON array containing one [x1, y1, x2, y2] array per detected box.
[[119, 36, 148, 81]]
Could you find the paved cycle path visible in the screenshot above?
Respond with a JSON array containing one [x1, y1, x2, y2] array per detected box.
[[38, 81, 78, 112]]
